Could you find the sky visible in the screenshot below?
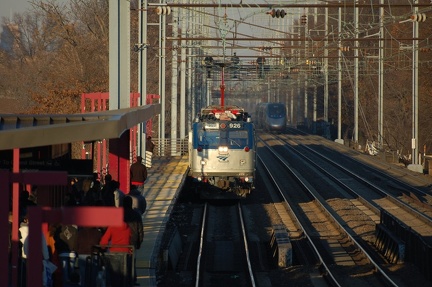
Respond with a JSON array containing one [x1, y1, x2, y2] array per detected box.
[[0, 0, 33, 22], [0, 0, 67, 33], [0, 0, 34, 33]]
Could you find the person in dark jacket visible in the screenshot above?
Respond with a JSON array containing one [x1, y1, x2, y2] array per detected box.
[[100, 174, 116, 207], [128, 185, 147, 215], [130, 156, 147, 195], [123, 196, 144, 250], [123, 196, 144, 285]]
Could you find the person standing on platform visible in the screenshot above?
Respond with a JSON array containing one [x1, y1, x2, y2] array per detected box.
[[19, 214, 56, 287], [130, 156, 147, 195], [128, 185, 147, 215], [123, 196, 144, 285], [145, 136, 155, 169], [100, 174, 116, 207], [114, 180, 126, 208], [99, 221, 132, 286]]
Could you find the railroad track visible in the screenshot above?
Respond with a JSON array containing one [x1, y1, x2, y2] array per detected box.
[[257, 132, 432, 286], [285, 127, 432, 195], [194, 202, 256, 287], [257, 152, 390, 286], [274, 133, 432, 242]]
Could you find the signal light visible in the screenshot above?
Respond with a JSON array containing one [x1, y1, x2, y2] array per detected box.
[[155, 6, 171, 15], [244, 146, 250, 152], [301, 15, 307, 25], [204, 56, 213, 78], [204, 56, 213, 67], [340, 46, 350, 52], [266, 9, 286, 18]]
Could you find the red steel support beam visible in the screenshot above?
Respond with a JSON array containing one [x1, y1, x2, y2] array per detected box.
[[11, 149, 20, 287], [109, 131, 131, 193], [0, 170, 10, 287]]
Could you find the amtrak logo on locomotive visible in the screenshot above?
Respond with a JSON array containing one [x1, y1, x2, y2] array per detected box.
[[217, 155, 229, 162]]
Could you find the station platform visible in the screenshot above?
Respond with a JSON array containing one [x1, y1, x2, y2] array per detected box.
[[135, 156, 190, 286]]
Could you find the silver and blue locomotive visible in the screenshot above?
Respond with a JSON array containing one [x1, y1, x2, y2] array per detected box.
[[188, 105, 256, 199], [255, 102, 287, 132]]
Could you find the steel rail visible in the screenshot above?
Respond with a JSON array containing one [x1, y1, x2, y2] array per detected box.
[[194, 203, 207, 287], [237, 202, 257, 287]]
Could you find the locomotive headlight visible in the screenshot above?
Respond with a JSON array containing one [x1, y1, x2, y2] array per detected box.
[[218, 146, 229, 154], [244, 146, 250, 152], [201, 160, 206, 165]]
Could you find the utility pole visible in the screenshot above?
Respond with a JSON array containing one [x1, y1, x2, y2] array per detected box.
[[171, 6, 178, 154], [335, 3, 344, 145], [158, 0, 167, 155], [378, 0, 384, 151], [412, 0, 420, 166], [109, 0, 130, 110], [138, 0, 148, 158]]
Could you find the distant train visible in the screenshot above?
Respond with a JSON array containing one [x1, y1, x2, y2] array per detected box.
[[188, 105, 256, 199], [255, 102, 287, 132]]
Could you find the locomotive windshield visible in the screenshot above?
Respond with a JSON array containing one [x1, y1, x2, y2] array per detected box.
[[229, 130, 249, 146], [197, 129, 249, 148], [198, 130, 220, 148], [268, 104, 286, 118]]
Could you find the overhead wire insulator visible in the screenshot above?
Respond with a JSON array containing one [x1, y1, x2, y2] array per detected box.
[[266, 9, 285, 18], [275, 9, 286, 18], [411, 13, 427, 22], [155, 6, 171, 15], [340, 46, 350, 52]]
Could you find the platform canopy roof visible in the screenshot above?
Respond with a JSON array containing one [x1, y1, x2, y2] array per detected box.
[[0, 104, 160, 150]]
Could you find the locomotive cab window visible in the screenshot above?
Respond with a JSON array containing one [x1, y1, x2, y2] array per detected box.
[[229, 130, 248, 147], [198, 130, 219, 148]]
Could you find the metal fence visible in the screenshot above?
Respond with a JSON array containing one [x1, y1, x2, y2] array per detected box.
[[152, 138, 189, 157]]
